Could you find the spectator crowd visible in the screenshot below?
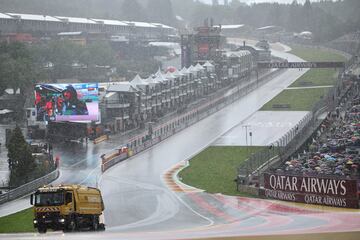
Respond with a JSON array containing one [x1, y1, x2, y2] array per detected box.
[[279, 81, 360, 179]]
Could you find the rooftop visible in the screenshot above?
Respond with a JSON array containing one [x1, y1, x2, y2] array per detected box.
[[55, 16, 97, 24], [90, 18, 128, 26], [221, 24, 245, 29], [107, 82, 138, 92], [6, 13, 61, 22]]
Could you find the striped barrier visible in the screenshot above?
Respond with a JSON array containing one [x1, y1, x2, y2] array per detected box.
[[93, 134, 109, 144]]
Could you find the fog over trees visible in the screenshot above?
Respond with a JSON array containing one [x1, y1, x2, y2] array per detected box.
[[0, 0, 359, 42]]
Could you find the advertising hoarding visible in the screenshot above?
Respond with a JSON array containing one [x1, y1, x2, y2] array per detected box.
[[257, 61, 345, 69], [34, 83, 99, 123], [261, 173, 359, 209]]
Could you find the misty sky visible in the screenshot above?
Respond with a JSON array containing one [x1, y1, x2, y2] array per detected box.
[[200, 0, 309, 4]]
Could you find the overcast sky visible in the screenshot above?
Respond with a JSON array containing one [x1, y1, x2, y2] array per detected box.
[[200, 0, 309, 4]]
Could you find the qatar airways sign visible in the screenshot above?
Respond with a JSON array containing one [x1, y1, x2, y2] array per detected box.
[[257, 61, 345, 69], [262, 173, 359, 208]]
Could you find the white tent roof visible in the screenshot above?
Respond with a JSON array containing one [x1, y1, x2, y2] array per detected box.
[[180, 67, 191, 75], [195, 63, 205, 71], [155, 68, 163, 76], [203, 61, 214, 68], [130, 74, 148, 86], [165, 71, 176, 80], [155, 73, 168, 82], [188, 65, 198, 73], [144, 76, 159, 87], [172, 68, 184, 77]]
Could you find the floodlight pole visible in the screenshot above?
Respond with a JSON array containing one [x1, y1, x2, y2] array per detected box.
[[243, 125, 251, 154]]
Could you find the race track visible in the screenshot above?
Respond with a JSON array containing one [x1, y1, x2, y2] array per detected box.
[[1, 43, 359, 240]]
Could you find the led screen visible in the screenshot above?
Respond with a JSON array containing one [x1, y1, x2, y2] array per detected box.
[[34, 83, 99, 122]]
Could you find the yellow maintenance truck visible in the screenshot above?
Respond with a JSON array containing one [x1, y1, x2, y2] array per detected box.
[[30, 184, 105, 233]]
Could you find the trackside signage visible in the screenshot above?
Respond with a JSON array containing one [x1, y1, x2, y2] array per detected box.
[[262, 173, 359, 208], [257, 62, 345, 69]]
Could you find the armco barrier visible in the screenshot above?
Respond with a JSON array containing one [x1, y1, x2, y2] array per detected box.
[[0, 169, 59, 205], [100, 68, 285, 172]]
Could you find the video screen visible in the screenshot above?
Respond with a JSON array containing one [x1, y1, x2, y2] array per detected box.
[[34, 83, 99, 122]]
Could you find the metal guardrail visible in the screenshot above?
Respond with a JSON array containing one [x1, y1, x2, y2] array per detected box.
[[100, 68, 285, 172], [0, 169, 59, 205]]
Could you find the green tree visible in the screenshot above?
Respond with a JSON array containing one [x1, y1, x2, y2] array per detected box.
[[146, 0, 176, 26], [45, 40, 81, 81], [80, 41, 115, 67], [120, 0, 147, 22], [0, 42, 36, 95], [7, 127, 36, 188], [78, 41, 116, 81], [0, 54, 13, 95]]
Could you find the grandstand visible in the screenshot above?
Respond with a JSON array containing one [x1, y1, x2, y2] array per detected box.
[[0, 12, 177, 41]]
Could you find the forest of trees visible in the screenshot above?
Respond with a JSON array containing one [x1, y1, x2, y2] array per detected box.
[[0, 40, 162, 100], [0, 0, 359, 42]]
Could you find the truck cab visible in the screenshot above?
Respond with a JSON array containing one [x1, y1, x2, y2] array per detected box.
[[30, 184, 105, 233]]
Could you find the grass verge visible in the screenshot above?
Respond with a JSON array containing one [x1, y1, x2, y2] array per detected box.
[[261, 46, 346, 111], [289, 69, 338, 87], [289, 46, 347, 62], [0, 207, 34, 233], [288, 46, 346, 88], [261, 87, 330, 111], [179, 146, 265, 196]]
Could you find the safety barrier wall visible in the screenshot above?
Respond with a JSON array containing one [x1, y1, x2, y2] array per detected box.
[[101, 152, 128, 172], [0, 169, 59, 205], [93, 134, 109, 144], [100, 68, 285, 172], [238, 57, 355, 186]]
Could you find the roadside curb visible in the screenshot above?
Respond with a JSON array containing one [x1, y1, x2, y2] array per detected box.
[[163, 161, 204, 193]]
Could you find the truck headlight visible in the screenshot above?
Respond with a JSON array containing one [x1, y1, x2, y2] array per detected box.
[[33, 220, 37, 224], [59, 219, 65, 223]]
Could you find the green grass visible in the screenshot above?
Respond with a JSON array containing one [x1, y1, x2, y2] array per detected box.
[[0, 208, 35, 233], [289, 46, 347, 62], [260, 46, 346, 111], [179, 146, 265, 196], [261, 88, 330, 111], [288, 46, 346, 88], [289, 69, 338, 87]]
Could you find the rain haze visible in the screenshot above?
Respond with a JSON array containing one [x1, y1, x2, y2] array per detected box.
[[0, 0, 359, 239], [201, 0, 310, 4]]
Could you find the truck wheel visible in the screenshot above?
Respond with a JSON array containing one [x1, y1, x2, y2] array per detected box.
[[65, 219, 76, 232], [98, 223, 105, 231], [91, 216, 99, 231], [37, 226, 47, 234]]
